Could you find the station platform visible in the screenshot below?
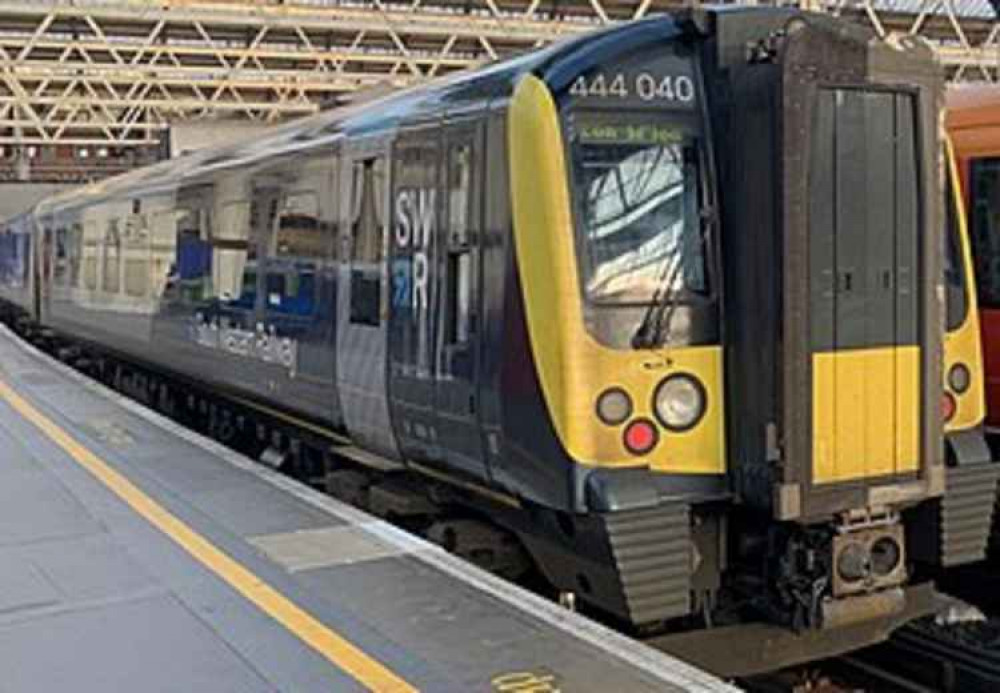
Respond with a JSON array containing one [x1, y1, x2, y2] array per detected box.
[[0, 324, 735, 693]]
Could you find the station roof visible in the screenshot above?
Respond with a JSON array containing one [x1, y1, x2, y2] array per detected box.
[[865, 0, 997, 19]]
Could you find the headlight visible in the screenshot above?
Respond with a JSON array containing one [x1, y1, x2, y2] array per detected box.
[[948, 363, 971, 394], [623, 418, 659, 455], [596, 388, 632, 426], [653, 374, 706, 432]]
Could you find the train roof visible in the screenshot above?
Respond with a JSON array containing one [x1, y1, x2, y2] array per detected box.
[[33, 14, 688, 218]]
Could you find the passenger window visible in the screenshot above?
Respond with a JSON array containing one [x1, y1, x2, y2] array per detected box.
[[216, 200, 255, 307], [54, 226, 68, 286], [102, 218, 121, 294], [124, 261, 149, 298], [265, 191, 321, 317], [350, 157, 386, 325], [83, 220, 98, 290], [274, 192, 321, 258], [40, 226, 53, 286], [68, 223, 83, 288], [170, 208, 210, 305], [445, 143, 474, 345], [971, 157, 1000, 309], [125, 210, 150, 298], [448, 144, 471, 246], [150, 211, 175, 299], [0, 231, 12, 288], [265, 269, 316, 317]]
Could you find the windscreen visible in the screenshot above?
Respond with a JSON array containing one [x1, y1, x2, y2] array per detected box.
[[562, 49, 708, 309], [570, 117, 704, 305]]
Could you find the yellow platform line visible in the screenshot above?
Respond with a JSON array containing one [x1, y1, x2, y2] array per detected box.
[[0, 377, 417, 693]]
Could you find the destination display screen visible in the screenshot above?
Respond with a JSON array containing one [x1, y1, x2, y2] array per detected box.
[[576, 120, 685, 147], [563, 52, 699, 112]]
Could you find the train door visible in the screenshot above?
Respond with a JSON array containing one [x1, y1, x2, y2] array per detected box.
[[387, 118, 489, 480], [434, 122, 487, 478], [809, 89, 921, 484], [335, 142, 401, 460], [387, 123, 444, 466]]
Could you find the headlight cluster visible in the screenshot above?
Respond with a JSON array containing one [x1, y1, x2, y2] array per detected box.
[[595, 374, 707, 456], [944, 363, 970, 423]]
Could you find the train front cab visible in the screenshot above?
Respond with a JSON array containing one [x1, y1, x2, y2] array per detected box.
[[945, 86, 1000, 563], [948, 86, 1000, 431], [503, 9, 982, 654], [913, 137, 1000, 571]]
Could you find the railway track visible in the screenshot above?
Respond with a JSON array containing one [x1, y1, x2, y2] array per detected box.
[[743, 611, 1000, 693], [851, 616, 1000, 692]]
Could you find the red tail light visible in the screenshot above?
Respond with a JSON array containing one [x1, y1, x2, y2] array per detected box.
[[623, 419, 659, 455], [942, 392, 957, 423]]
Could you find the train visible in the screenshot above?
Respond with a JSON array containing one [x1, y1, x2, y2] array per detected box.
[[2, 6, 998, 672], [948, 86, 1000, 431]]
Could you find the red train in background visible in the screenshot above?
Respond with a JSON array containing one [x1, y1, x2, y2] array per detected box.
[[948, 86, 1000, 429]]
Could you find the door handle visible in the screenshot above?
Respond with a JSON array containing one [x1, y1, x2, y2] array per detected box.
[[839, 271, 853, 293], [881, 270, 892, 290]]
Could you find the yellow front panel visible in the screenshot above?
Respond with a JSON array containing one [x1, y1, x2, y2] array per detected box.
[[813, 346, 920, 484]]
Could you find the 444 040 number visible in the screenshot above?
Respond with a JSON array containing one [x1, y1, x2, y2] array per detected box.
[[570, 72, 695, 103]]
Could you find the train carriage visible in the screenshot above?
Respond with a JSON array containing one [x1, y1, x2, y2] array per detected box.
[[0, 212, 35, 317], [0, 7, 995, 672], [948, 87, 1000, 431]]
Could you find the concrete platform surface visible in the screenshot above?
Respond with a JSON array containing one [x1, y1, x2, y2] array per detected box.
[[0, 324, 737, 693]]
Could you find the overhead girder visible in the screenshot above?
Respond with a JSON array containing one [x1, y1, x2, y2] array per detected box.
[[0, 0, 998, 170]]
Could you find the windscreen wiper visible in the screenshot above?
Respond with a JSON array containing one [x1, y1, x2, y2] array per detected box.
[[630, 208, 711, 350], [631, 250, 685, 349]]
